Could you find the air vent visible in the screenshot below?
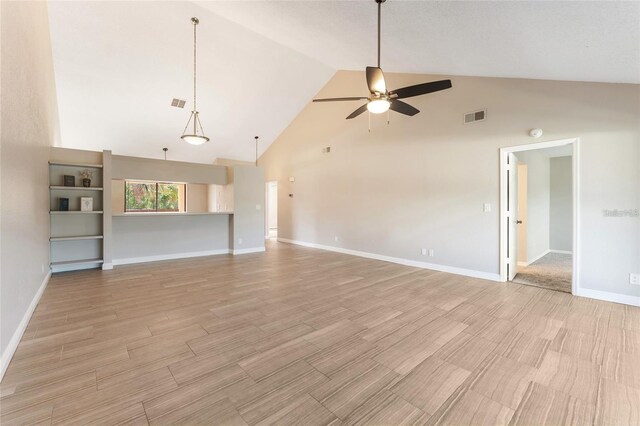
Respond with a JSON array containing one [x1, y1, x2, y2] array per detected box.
[[171, 98, 186, 108], [464, 109, 486, 124]]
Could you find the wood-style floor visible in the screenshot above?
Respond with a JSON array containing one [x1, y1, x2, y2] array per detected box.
[[1, 242, 639, 425]]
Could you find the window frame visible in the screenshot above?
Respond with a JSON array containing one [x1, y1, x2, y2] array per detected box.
[[124, 180, 187, 213]]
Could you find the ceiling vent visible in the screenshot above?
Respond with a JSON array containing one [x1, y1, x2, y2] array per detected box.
[[171, 98, 186, 108], [464, 109, 486, 124]]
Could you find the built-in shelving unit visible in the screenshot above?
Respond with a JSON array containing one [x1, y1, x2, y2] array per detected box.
[[49, 160, 105, 273]]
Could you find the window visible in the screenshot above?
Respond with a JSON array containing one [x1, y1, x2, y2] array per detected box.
[[125, 181, 186, 212]]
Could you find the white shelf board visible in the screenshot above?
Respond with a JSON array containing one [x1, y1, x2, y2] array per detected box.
[[50, 235, 104, 242], [49, 161, 103, 169], [50, 186, 103, 191], [112, 212, 233, 217], [50, 258, 104, 267], [50, 211, 104, 215]]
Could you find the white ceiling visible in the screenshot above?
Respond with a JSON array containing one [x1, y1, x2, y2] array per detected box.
[[47, 1, 334, 164], [48, 1, 639, 164], [202, 0, 640, 84]]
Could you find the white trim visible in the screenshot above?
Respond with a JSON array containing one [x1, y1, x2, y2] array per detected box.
[[500, 138, 580, 297], [517, 261, 528, 267], [232, 247, 266, 255], [1, 272, 51, 381], [527, 250, 551, 266], [102, 262, 113, 270], [576, 288, 640, 307], [278, 238, 501, 282], [113, 249, 230, 266], [549, 249, 573, 255]]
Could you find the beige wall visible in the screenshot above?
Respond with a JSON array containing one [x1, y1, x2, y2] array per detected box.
[[260, 70, 640, 298], [112, 155, 227, 184], [186, 184, 208, 213], [550, 156, 573, 252], [1, 1, 61, 374]]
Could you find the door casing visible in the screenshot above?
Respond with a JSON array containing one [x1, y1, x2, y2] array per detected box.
[[499, 138, 580, 295]]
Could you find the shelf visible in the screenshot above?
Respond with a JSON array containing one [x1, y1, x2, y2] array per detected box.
[[51, 258, 104, 267], [50, 211, 104, 215], [50, 235, 104, 242], [112, 212, 233, 217], [50, 186, 103, 191], [49, 161, 103, 169]]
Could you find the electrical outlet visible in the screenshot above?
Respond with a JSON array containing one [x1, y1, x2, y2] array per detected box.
[[238, 238, 243, 245], [483, 203, 491, 212], [256, 204, 262, 210], [631, 273, 640, 286], [421, 248, 427, 256], [334, 236, 339, 242], [428, 249, 435, 257]]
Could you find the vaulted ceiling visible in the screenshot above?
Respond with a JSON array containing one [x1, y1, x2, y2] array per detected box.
[[48, 1, 640, 164]]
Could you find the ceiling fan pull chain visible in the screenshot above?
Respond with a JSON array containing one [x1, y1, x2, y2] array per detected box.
[[387, 109, 390, 125], [368, 111, 371, 133]]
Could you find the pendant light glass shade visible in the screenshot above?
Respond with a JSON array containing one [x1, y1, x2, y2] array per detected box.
[[181, 17, 209, 145], [182, 134, 209, 145]]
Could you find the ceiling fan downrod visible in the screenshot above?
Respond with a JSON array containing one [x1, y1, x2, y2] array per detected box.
[[376, 0, 385, 69]]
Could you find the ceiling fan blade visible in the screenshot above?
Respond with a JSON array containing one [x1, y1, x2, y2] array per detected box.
[[313, 97, 369, 103], [389, 80, 452, 99], [366, 66, 387, 94], [390, 100, 420, 116], [346, 104, 369, 120]]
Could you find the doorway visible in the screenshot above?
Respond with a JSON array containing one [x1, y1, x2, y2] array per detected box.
[[500, 138, 579, 294], [266, 181, 278, 239]]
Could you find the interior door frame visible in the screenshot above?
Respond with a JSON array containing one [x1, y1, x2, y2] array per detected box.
[[499, 138, 580, 295]]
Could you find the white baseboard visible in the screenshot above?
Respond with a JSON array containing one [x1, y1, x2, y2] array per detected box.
[[576, 288, 640, 307], [527, 250, 550, 265], [232, 247, 266, 255], [1, 271, 51, 381], [102, 263, 113, 270], [113, 249, 230, 266], [550, 249, 573, 255], [278, 238, 500, 282]]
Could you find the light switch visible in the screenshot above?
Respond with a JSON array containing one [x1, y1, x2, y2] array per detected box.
[[256, 204, 262, 210], [483, 203, 491, 212], [289, 177, 295, 182]]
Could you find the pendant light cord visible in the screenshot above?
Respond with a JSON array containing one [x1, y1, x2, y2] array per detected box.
[[192, 18, 198, 134]]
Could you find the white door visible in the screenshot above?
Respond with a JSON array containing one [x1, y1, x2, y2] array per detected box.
[[508, 153, 519, 280]]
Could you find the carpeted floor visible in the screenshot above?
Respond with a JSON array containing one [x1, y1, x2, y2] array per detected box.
[[513, 252, 572, 293]]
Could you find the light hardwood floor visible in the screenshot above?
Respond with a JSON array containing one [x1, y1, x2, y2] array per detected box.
[[1, 242, 639, 425]]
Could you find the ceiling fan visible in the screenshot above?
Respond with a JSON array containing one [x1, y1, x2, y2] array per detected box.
[[313, 0, 452, 120]]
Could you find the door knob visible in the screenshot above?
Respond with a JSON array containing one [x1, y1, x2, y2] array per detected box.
[[516, 220, 523, 224]]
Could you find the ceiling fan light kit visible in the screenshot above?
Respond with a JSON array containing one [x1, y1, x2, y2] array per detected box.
[[181, 17, 210, 146], [313, 0, 452, 122], [367, 99, 390, 114]]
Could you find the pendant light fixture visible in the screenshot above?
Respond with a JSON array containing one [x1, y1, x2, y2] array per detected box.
[[181, 17, 209, 145]]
